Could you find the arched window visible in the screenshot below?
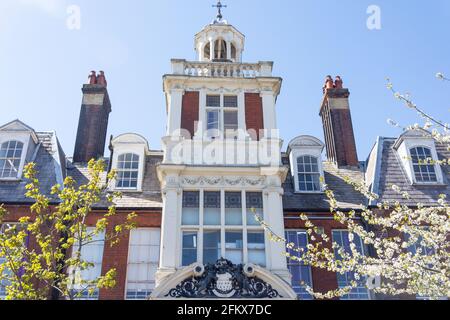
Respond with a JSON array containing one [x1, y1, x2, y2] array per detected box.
[[214, 39, 227, 60], [116, 153, 140, 189], [297, 155, 321, 192], [0, 141, 24, 179], [410, 147, 437, 182]]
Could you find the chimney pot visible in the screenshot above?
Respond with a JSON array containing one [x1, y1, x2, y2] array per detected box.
[[97, 71, 107, 87], [335, 76, 343, 89], [88, 71, 97, 85], [323, 75, 335, 93]]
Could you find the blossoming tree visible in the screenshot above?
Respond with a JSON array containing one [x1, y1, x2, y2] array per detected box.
[[0, 159, 136, 300], [257, 73, 449, 300]]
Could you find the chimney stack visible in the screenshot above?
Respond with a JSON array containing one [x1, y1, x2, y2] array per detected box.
[[320, 76, 359, 167], [73, 71, 112, 163]]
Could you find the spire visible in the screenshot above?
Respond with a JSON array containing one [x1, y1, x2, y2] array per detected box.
[[212, 1, 227, 24]]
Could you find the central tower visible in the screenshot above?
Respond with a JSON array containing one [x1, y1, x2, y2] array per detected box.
[[153, 3, 295, 299]]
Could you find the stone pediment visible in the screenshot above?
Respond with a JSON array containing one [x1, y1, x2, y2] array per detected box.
[[287, 135, 325, 153]]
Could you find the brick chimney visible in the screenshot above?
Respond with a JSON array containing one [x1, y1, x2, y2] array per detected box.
[[73, 71, 112, 163], [319, 76, 359, 167]]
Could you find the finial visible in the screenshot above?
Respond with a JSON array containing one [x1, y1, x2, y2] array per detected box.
[[212, 1, 227, 23]]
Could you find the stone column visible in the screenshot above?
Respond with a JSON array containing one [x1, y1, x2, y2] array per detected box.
[[155, 174, 181, 286], [263, 176, 291, 284], [226, 41, 231, 61], [210, 39, 215, 61]]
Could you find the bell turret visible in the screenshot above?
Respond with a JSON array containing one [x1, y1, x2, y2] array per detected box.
[[194, 1, 245, 62]]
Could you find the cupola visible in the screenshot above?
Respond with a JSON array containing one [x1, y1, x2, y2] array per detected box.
[[194, 1, 245, 63]]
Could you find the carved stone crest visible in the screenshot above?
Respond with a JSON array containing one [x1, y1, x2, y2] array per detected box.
[[166, 258, 281, 299]]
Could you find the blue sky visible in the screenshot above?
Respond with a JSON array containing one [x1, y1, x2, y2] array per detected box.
[[0, 0, 449, 159]]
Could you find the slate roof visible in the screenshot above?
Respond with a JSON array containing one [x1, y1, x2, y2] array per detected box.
[[0, 132, 65, 204], [372, 138, 450, 206], [66, 154, 163, 209], [281, 155, 367, 211]]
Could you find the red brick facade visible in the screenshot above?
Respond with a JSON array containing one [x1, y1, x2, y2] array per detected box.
[[245, 93, 264, 140], [181, 91, 199, 139]]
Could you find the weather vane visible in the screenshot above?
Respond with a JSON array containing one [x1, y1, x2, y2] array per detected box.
[[213, 1, 227, 20]]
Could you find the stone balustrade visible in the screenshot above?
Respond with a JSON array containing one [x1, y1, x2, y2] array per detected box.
[[171, 59, 274, 78]]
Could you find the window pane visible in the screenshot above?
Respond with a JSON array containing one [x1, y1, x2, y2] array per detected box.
[[410, 147, 437, 183], [332, 230, 369, 300], [285, 231, 313, 300], [246, 192, 263, 226], [0, 141, 23, 179], [116, 153, 140, 189], [204, 192, 221, 225], [225, 192, 242, 225], [182, 232, 198, 266], [203, 231, 221, 264], [225, 231, 243, 264], [224, 96, 238, 108], [126, 229, 160, 300], [69, 228, 105, 300], [248, 231, 266, 267], [182, 192, 200, 225], [224, 111, 238, 139], [206, 95, 220, 107]]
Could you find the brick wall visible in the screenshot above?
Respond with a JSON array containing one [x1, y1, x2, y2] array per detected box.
[[85, 210, 162, 300], [181, 91, 199, 139], [330, 108, 358, 167], [245, 93, 264, 140]]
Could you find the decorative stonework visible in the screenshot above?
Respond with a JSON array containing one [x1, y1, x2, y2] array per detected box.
[[181, 176, 266, 187], [166, 259, 281, 299]]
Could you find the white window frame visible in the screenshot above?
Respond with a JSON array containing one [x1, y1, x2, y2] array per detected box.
[[331, 229, 371, 300], [285, 229, 314, 300], [115, 153, 141, 190], [179, 189, 266, 267], [68, 228, 105, 300], [111, 149, 145, 192], [408, 146, 440, 184], [290, 150, 325, 194], [395, 137, 444, 185], [125, 228, 161, 300], [0, 137, 29, 181], [203, 93, 241, 140]]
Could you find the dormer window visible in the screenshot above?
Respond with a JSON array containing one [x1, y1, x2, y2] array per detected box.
[[410, 147, 438, 183], [297, 155, 321, 192], [0, 141, 24, 179], [116, 153, 140, 189], [393, 130, 444, 185], [288, 136, 326, 193]]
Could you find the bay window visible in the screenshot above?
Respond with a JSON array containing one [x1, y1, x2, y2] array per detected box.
[[180, 190, 266, 267]]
